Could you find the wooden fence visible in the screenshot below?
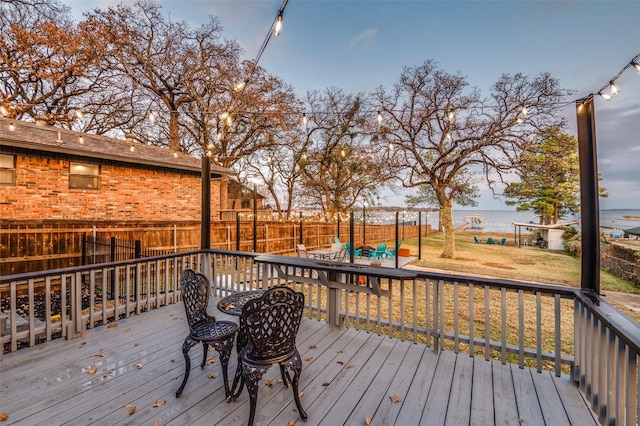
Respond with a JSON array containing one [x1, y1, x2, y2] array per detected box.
[[0, 219, 428, 276]]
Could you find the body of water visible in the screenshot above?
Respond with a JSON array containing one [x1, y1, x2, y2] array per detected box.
[[445, 209, 640, 233]]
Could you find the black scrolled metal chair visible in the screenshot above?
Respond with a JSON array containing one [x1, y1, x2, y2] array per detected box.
[[175, 268, 238, 398], [228, 286, 307, 426]]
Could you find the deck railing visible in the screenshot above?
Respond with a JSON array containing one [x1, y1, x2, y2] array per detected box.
[[1, 249, 638, 425]]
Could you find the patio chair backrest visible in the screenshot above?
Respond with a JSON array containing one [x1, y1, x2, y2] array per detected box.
[[241, 287, 304, 361], [180, 268, 212, 327]]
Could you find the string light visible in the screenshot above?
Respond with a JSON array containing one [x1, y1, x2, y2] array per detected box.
[[302, 113, 308, 126], [273, 12, 283, 36], [521, 106, 528, 116], [78, 136, 84, 144], [129, 145, 135, 152], [74, 109, 83, 119], [148, 111, 155, 123], [590, 52, 640, 103], [377, 111, 382, 124], [0, 105, 8, 116], [8, 123, 15, 131], [447, 111, 454, 120]]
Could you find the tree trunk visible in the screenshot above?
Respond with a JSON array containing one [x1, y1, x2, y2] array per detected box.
[[440, 198, 455, 258], [169, 110, 180, 151]]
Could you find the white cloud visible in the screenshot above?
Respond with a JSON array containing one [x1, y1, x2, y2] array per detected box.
[[349, 28, 377, 48]]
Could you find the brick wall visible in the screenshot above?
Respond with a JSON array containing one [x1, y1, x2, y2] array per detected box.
[[0, 152, 221, 221]]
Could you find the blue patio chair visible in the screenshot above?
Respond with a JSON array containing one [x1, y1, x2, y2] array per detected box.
[[344, 242, 362, 259], [387, 241, 401, 258], [498, 237, 507, 245], [486, 237, 495, 244], [368, 243, 388, 260], [473, 236, 483, 244]]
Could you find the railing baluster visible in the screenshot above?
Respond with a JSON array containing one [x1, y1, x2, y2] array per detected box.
[[501, 287, 506, 364], [518, 289, 524, 369], [555, 294, 561, 377], [469, 283, 474, 357], [400, 279, 405, 340], [536, 291, 542, 373], [45, 276, 52, 341], [412, 279, 418, 344], [484, 285, 490, 361], [453, 282, 459, 353]]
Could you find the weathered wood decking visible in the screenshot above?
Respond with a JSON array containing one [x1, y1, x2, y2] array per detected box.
[[0, 301, 597, 426]]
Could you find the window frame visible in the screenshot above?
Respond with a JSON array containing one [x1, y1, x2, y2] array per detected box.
[[69, 162, 101, 190], [0, 153, 16, 186]]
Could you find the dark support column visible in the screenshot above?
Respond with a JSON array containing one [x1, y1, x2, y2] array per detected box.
[[299, 212, 303, 244], [253, 183, 257, 252], [236, 215, 240, 251], [395, 212, 399, 268], [362, 204, 366, 245], [201, 156, 211, 250], [418, 212, 422, 260], [349, 212, 355, 263], [576, 97, 600, 293]]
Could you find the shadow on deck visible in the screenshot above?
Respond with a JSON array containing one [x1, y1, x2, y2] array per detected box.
[[0, 302, 596, 425]]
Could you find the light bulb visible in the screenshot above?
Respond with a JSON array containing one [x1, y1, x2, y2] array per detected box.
[[274, 14, 283, 36], [448, 111, 454, 120], [79, 136, 84, 144], [446, 133, 452, 140], [599, 92, 612, 101], [377, 111, 382, 124], [8, 123, 15, 131], [234, 80, 247, 91], [75, 109, 83, 119], [130, 145, 135, 152], [148, 111, 155, 123], [302, 113, 308, 126], [634, 62, 640, 74], [388, 142, 394, 151], [521, 106, 528, 116], [340, 149, 346, 157], [610, 81, 619, 96]]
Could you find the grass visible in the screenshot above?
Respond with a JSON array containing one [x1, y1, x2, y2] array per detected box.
[[383, 231, 640, 324]]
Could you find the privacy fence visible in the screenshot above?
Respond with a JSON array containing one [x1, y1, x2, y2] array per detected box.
[[0, 219, 428, 275]]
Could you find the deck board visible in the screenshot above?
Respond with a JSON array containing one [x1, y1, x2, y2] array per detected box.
[[0, 301, 598, 426]]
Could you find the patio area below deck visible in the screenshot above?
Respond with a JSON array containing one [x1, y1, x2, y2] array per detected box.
[[0, 301, 597, 426]]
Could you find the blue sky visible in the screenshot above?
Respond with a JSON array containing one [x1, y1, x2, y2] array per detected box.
[[66, 0, 640, 210]]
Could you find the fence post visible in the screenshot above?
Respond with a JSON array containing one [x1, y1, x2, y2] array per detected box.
[[236, 215, 241, 251], [82, 234, 87, 265]]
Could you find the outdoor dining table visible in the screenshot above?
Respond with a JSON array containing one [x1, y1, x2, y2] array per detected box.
[[217, 289, 266, 317], [253, 254, 419, 327], [306, 248, 340, 259]]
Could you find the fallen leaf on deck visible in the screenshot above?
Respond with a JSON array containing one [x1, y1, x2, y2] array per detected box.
[[298, 391, 303, 398], [123, 403, 132, 408], [170, 359, 175, 363], [206, 373, 216, 379], [80, 342, 87, 346], [336, 361, 344, 365], [95, 352, 104, 357], [322, 383, 330, 387], [134, 362, 143, 369], [265, 380, 273, 386], [207, 357, 216, 365], [389, 394, 402, 403], [277, 378, 283, 383], [38, 346, 45, 351], [309, 344, 317, 349], [133, 343, 139, 347], [304, 357, 313, 361], [88, 365, 97, 375], [125, 327, 131, 332], [365, 417, 371, 425], [346, 365, 354, 369], [129, 406, 136, 416], [519, 417, 524, 423], [288, 422, 294, 426], [103, 369, 113, 378], [154, 421, 159, 426], [153, 400, 165, 407], [108, 323, 118, 329], [337, 350, 344, 353], [0, 412, 8, 421]]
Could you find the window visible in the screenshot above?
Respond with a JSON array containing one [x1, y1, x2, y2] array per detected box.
[[69, 162, 100, 190], [0, 154, 15, 185]]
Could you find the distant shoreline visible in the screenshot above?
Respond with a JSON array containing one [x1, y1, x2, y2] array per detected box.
[[622, 216, 640, 221]]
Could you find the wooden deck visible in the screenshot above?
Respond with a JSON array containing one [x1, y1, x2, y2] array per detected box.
[[0, 301, 598, 426]]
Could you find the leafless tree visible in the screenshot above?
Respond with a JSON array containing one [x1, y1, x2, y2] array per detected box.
[[375, 60, 567, 258]]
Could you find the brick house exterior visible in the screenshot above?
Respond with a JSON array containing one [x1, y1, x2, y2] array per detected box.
[[0, 117, 233, 221]]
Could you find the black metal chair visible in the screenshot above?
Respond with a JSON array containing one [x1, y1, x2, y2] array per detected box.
[[228, 286, 307, 426], [175, 268, 238, 398]]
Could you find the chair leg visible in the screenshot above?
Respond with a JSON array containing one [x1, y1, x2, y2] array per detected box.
[[287, 352, 307, 421], [242, 363, 268, 426], [200, 342, 209, 368], [212, 336, 235, 398], [176, 335, 198, 397]]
